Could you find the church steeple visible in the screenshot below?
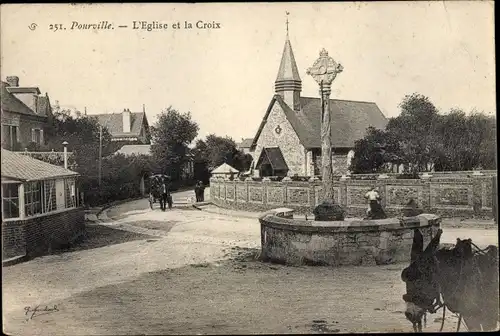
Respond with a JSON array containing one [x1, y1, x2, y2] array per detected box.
[[275, 12, 302, 111]]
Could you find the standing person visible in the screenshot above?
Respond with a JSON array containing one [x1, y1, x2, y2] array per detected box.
[[365, 187, 380, 218], [165, 179, 173, 209], [194, 182, 200, 202], [198, 181, 205, 202], [160, 180, 168, 211], [364, 187, 386, 219]]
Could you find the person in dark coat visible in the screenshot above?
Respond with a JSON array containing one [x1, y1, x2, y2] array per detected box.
[[194, 182, 200, 202], [197, 181, 205, 202]]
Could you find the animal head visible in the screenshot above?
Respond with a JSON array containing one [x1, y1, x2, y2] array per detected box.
[[453, 238, 474, 259], [401, 228, 443, 328]]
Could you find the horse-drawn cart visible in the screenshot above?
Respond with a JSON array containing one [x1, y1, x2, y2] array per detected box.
[[148, 174, 173, 210]]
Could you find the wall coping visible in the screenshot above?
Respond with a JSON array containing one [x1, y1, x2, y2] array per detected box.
[[2, 206, 84, 224], [2, 206, 82, 223], [259, 212, 441, 233], [210, 176, 494, 185]]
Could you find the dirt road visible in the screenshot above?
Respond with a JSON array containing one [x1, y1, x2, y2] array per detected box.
[[3, 197, 497, 335]]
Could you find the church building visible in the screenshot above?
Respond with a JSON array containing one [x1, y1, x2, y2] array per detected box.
[[249, 32, 388, 177]]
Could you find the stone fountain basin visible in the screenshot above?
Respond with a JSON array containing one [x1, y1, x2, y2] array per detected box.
[[259, 209, 441, 266]]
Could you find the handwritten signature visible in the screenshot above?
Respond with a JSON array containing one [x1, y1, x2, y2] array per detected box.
[[24, 305, 59, 320]]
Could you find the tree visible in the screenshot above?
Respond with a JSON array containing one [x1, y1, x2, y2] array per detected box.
[[386, 93, 441, 172], [204, 134, 238, 170], [193, 134, 253, 172], [349, 127, 400, 173], [150, 107, 199, 181], [433, 109, 496, 171], [45, 106, 113, 177], [232, 151, 253, 172], [352, 93, 497, 173]]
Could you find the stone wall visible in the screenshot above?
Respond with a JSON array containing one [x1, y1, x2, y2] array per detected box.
[[260, 211, 441, 266], [252, 100, 306, 175], [210, 175, 496, 219], [2, 208, 85, 260]]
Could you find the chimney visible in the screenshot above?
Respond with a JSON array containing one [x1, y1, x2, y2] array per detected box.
[[122, 108, 131, 133], [6, 76, 19, 87]]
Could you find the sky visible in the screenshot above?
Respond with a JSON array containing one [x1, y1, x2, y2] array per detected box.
[[1, 2, 496, 142]]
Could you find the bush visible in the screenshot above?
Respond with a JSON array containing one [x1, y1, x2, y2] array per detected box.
[[290, 175, 309, 182], [78, 154, 195, 207], [351, 175, 378, 181], [395, 172, 420, 179]]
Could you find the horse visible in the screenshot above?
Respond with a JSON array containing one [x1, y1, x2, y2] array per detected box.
[[150, 175, 172, 211], [401, 228, 499, 332]]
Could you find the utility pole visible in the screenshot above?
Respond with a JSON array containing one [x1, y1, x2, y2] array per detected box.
[[98, 125, 102, 187]]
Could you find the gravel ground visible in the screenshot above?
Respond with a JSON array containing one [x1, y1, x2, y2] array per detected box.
[[53, 224, 156, 254], [3, 247, 464, 335], [3, 196, 497, 335]]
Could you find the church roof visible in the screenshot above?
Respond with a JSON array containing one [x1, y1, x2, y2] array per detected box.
[[256, 147, 289, 171], [275, 38, 301, 83], [250, 95, 388, 150], [300, 97, 388, 148]]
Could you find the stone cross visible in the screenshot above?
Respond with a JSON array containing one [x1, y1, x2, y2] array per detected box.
[[307, 49, 343, 201], [306, 49, 343, 94]]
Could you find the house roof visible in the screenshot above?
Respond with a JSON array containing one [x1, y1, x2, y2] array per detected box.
[[256, 147, 289, 171], [112, 144, 194, 159], [211, 163, 239, 174], [251, 95, 388, 149], [88, 112, 148, 138], [1, 149, 79, 181], [0, 82, 46, 118], [238, 138, 254, 149], [115, 144, 151, 156], [6, 87, 41, 95], [36, 95, 52, 117]]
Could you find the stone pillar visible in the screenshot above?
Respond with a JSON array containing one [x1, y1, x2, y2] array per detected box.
[[307, 48, 343, 202], [18, 183, 25, 219], [306, 150, 314, 176], [320, 83, 333, 198]]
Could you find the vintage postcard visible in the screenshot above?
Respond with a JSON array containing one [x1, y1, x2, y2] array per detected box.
[[1, 2, 497, 335]]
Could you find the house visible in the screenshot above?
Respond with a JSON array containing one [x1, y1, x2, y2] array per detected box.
[[89, 106, 151, 144], [248, 33, 388, 177], [1, 76, 53, 151], [1, 149, 84, 261], [236, 138, 253, 154]]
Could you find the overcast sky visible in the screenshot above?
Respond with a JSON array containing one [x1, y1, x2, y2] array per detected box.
[[1, 2, 495, 142]]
